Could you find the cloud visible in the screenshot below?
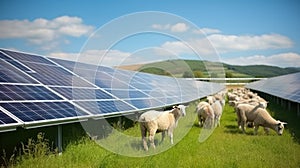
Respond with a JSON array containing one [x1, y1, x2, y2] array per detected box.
[[49, 49, 131, 66], [222, 52, 300, 67], [170, 23, 189, 32], [207, 33, 293, 53], [152, 22, 189, 32], [158, 33, 293, 57], [0, 16, 94, 49], [151, 24, 171, 30], [193, 28, 221, 35]]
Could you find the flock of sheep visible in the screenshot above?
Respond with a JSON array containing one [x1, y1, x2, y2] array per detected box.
[[138, 88, 287, 151]]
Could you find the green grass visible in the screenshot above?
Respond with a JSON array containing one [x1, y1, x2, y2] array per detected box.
[[11, 100, 300, 168]]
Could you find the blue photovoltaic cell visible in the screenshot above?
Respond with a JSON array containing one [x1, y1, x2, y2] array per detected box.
[[0, 52, 33, 72], [125, 98, 165, 109], [30, 73, 94, 87], [1, 49, 55, 65], [22, 62, 73, 76], [74, 100, 135, 115], [0, 109, 18, 125], [0, 60, 37, 84], [0, 102, 88, 122], [104, 89, 149, 99], [50, 87, 113, 100], [0, 84, 62, 101]]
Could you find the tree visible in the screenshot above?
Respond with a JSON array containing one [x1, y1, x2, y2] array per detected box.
[[193, 71, 204, 78], [226, 72, 233, 78], [182, 71, 193, 78]]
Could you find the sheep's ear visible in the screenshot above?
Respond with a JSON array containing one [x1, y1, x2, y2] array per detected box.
[[282, 122, 288, 125]]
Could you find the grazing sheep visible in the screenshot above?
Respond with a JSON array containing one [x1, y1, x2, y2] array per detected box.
[[196, 101, 215, 128], [235, 103, 287, 135], [211, 100, 223, 127], [139, 105, 186, 151], [206, 96, 216, 105]]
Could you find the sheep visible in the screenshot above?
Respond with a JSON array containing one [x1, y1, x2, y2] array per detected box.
[[139, 105, 186, 151], [230, 99, 268, 109], [206, 96, 216, 105], [196, 101, 215, 128], [211, 100, 223, 127], [235, 103, 287, 135]]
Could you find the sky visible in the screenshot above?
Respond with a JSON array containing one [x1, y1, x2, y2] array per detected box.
[[0, 0, 300, 67]]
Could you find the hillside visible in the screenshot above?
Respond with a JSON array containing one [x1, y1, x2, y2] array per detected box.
[[117, 60, 300, 78]]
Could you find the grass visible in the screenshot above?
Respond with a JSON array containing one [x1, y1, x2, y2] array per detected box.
[[8, 100, 300, 168]]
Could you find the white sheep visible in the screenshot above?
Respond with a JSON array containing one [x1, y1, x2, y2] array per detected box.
[[206, 96, 216, 105], [196, 101, 215, 128], [139, 105, 186, 151], [211, 100, 223, 127], [235, 103, 287, 135]]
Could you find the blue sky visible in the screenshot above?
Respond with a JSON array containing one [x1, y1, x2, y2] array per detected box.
[[0, 0, 299, 67]]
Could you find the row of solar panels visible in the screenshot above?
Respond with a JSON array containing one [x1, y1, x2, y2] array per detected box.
[[0, 49, 225, 132], [246, 72, 300, 103]]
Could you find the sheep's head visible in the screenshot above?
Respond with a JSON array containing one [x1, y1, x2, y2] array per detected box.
[[276, 121, 287, 135], [173, 105, 186, 117], [258, 101, 268, 109]]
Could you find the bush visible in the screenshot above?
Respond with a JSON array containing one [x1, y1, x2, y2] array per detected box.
[[21, 132, 58, 159], [193, 71, 204, 78]]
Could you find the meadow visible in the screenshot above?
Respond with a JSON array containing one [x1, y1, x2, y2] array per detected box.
[[7, 99, 300, 168]]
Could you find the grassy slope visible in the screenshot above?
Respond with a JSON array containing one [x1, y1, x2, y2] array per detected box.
[[14, 100, 300, 168], [120, 59, 300, 78]]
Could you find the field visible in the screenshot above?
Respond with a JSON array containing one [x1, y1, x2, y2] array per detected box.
[[7, 99, 300, 168]]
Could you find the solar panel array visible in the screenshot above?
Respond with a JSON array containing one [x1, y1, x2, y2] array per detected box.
[[0, 49, 224, 132], [246, 72, 300, 103]]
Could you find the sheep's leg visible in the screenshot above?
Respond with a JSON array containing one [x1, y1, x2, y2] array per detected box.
[[149, 129, 156, 149], [169, 132, 174, 144], [264, 127, 270, 135], [254, 125, 259, 135], [140, 124, 148, 151], [198, 114, 202, 127], [142, 136, 148, 151], [168, 129, 174, 144], [160, 131, 166, 144], [241, 121, 246, 134]]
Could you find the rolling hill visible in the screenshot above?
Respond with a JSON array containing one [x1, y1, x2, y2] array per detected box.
[[117, 60, 300, 78]]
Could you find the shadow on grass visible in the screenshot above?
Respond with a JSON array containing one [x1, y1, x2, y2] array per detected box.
[[130, 139, 160, 151], [224, 124, 241, 134]]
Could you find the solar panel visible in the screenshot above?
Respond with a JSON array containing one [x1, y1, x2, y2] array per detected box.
[[50, 87, 114, 100], [0, 102, 89, 122], [0, 109, 18, 125], [1, 49, 55, 65], [0, 84, 63, 101], [246, 72, 300, 103], [74, 100, 136, 115], [0, 48, 225, 132]]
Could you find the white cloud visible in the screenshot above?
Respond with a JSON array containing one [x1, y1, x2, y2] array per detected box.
[[193, 28, 221, 35], [222, 52, 300, 67], [151, 24, 171, 30], [207, 33, 293, 53], [49, 49, 131, 66], [0, 16, 94, 49], [160, 41, 192, 55], [170, 23, 189, 32], [158, 33, 293, 58], [152, 22, 189, 32]]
